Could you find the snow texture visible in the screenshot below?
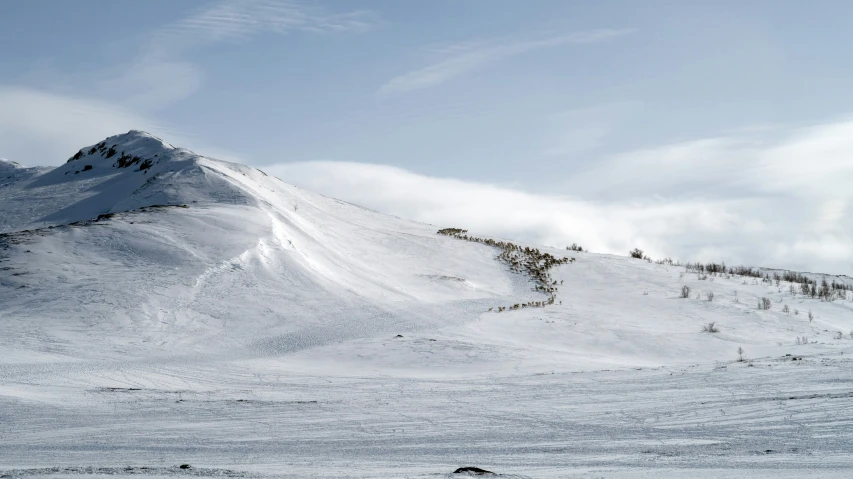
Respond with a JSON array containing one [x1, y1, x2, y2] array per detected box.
[[1, 132, 853, 478]]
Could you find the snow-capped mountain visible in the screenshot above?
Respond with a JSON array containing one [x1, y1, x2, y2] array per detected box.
[[0, 130, 253, 233], [2, 131, 531, 363], [2, 132, 853, 477]]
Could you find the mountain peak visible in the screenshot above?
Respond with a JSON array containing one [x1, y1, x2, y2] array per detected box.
[[105, 130, 176, 151], [64, 130, 192, 171], [0, 131, 255, 233]]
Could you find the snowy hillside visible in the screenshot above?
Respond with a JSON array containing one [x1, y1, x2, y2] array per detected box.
[[2, 131, 853, 477], [0, 131, 253, 233]]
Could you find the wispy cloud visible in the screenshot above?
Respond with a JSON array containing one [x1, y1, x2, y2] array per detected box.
[[378, 29, 634, 95], [268, 118, 853, 276], [146, 0, 381, 59], [100, 0, 382, 111], [0, 0, 384, 162]]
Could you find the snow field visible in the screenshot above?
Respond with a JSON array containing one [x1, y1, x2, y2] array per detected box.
[[2, 131, 853, 477]]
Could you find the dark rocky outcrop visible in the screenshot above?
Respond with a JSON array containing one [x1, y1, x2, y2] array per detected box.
[[453, 466, 495, 475]]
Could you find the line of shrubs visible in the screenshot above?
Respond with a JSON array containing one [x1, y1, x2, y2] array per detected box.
[[437, 228, 574, 312]]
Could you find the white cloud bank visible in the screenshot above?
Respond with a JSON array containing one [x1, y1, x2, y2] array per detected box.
[[269, 119, 853, 277]]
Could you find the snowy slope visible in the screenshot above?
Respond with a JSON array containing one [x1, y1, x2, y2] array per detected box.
[[2, 131, 853, 477], [1, 131, 532, 364]]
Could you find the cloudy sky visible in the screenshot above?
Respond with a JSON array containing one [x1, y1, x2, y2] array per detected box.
[[2, 0, 853, 275]]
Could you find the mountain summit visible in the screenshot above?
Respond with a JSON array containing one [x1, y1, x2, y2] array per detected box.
[[0, 131, 257, 233]]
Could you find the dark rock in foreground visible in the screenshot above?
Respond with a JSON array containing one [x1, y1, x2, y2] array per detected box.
[[453, 466, 495, 475]]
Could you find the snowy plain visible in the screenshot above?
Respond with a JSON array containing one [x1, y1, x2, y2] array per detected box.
[[2, 132, 853, 478]]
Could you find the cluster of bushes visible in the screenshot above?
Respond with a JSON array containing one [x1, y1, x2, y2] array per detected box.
[[685, 261, 736, 275], [437, 228, 467, 236], [437, 228, 573, 312], [655, 257, 681, 266], [684, 261, 851, 302], [797, 278, 849, 301], [776, 271, 851, 299], [629, 248, 648, 260], [566, 243, 584, 252]]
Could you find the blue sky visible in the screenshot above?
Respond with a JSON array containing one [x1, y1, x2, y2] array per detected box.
[[3, 0, 853, 274]]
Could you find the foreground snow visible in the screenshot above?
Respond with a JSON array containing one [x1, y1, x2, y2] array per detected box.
[[2, 132, 853, 477], [2, 353, 853, 478]]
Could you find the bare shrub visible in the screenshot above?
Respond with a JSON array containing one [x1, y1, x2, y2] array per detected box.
[[808, 309, 814, 323], [834, 331, 843, 340], [702, 321, 719, 333], [782, 304, 790, 314], [656, 257, 680, 266], [681, 285, 691, 298], [706, 291, 715, 302], [567, 243, 584, 252], [758, 297, 771, 310], [630, 248, 645, 259], [737, 346, 745, 362], [796, 336, 809, 345]]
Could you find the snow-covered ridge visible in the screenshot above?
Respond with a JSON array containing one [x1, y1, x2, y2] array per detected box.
[[0, 131, 257, 234], [0, 157, 43, 186], [0, 157, 24, 172]]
